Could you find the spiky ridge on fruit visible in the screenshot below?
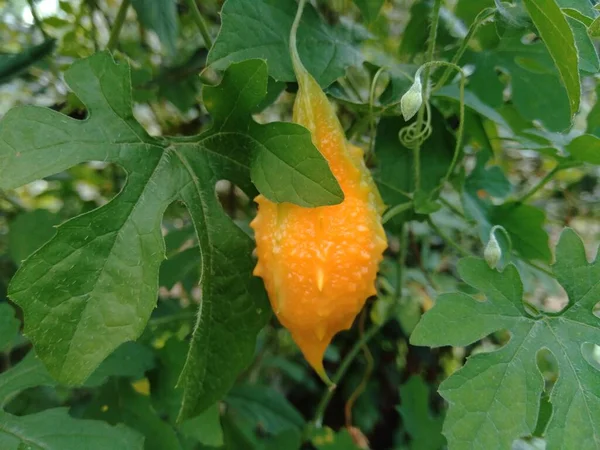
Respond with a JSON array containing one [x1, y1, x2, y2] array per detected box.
[[250, 0, 387, 380]]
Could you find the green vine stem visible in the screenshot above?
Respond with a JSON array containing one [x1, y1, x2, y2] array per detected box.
[[427, 216, 471, 257], [106, 0, 131, 51], [367, 67, 387, 160], [517, 166, 562, 204], [400, 61, 466, 196], [433, 7, 496, 92], [412, 0, 442, 192], [27, 0, 49, 38], [185, 0, 213, 49]]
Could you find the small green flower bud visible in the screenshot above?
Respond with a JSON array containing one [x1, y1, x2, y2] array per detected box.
[[400, 78, 423, 121], [484, 232, 502, 269]]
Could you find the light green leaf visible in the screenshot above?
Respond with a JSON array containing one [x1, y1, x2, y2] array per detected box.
[[411, 228, 600, 449], [208, 0, 363, 87], [352, 0, 385, 23], [131, 0, 179, 54], [589, 16, 600, 36], [8, 209, 60, 265], [566, 134, 600, 165], [85, 380, 181, 450], [522, 0, 580, 119], [0, 303, 19, 351], [0, 53, 338, 420], [0, 408, 143, 449]]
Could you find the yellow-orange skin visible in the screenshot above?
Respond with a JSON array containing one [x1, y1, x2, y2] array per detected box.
[[250, 64, 387, 378]]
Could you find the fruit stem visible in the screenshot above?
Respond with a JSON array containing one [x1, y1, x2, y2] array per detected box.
[[290, 0, 308, 79]]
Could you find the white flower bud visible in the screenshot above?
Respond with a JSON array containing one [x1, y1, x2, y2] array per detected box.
[[484, 232, 502, 269], [400, 78, 423, 121]]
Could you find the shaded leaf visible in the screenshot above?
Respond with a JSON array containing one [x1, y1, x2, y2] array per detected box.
[[0, 39, 56, 84]]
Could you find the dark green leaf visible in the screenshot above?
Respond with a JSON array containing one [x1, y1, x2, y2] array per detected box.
[[522, 0, 580, 119], [0, 53, 337, 420], [84, 341, 156, 387], [0, 352, 55, 408], [0, 303, 19, 351], [225, 384, 305, 434], [208, 0, 363, 87], [0, 407, 143, 449], [411, 229, 600, 449], [86, 380, 181, 450], [132, 0, 179, 54], [398, 376, 445, 450]]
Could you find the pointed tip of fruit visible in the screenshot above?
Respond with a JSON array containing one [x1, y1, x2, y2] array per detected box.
[[253, 264, 263, 277]]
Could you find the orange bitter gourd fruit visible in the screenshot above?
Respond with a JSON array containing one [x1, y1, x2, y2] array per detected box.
[[250, 0, 387, 381]]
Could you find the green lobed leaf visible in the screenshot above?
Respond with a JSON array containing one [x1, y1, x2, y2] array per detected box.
[[0, 53, 339, 420], [522, 0, 580, 120], [131, 0, 179, 54], [0, 407, 143, 449], [207, 0, 363, 87], [411, 228, 600, 449]]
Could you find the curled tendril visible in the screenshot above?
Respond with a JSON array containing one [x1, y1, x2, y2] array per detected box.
[[398, 100, 432, 149]]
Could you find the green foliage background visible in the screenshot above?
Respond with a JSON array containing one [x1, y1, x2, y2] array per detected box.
[[1, 0, 600, 449]]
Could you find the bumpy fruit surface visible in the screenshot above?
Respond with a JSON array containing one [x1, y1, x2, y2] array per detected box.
[[250, 3, 387, 380]]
